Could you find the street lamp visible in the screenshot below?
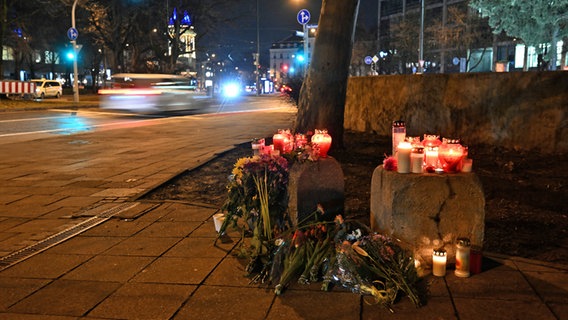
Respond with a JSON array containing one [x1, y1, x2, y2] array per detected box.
[[71, 0, 79, 102], [256, 0, 260, 96]]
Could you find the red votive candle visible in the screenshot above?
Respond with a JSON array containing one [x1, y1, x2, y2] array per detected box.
[[470, 247, 483, 275]]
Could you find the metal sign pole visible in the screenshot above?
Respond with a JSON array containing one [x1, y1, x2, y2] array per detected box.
[[72, 0, 80, 102]]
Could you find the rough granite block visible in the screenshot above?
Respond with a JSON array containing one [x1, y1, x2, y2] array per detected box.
[[288, 157, 344, 226], [370, 165, 485, 266]]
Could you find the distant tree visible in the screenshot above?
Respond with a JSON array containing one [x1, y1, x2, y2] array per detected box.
[[0, 1, 40, 79], [390, 13, 420, 74], [82, 0, 247, 74], [82, 0, 145, 73], [469, 0, 568, 70], [427, 5, 492, 72], [295, 0, 360, 148]]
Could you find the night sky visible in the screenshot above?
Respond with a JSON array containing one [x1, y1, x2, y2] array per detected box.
[[201, 0, 378, 68]]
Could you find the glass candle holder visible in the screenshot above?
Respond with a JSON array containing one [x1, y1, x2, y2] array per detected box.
[[438, 138, 465, 173], [410, 147, 424, 173], [294, 133, 308, 148], [251, 138, 265, 156], [422, 134, 441, 148], [432, 248, 447, 277], [424, 146, 439, 169], [392, 120, 406, 155], [272, 130, 286, 153], [311, 129, 332, 157], [396, 141, 412, 173], [455, 238, 471, 278]]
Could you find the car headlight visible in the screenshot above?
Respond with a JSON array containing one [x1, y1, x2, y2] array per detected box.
[[222, 83, 240, 98]]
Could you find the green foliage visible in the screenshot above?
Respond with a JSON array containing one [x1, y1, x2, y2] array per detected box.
[[469, 0, 568, 47]]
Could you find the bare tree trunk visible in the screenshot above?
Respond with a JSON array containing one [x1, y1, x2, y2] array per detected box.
[[295, 0, 360, 149]]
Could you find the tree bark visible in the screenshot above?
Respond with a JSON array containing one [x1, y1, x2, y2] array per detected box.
[[294, 0, 360, 149]]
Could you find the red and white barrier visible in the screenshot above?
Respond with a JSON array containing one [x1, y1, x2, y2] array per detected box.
[[0, 81, 36, 94]]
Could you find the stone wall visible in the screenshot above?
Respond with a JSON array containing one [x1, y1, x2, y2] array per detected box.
[[344, 72, 568, 154]]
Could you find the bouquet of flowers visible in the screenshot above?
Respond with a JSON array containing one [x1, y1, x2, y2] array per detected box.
[[219, 154, 291, 278], [335, 233, 422, 311], [218, 141, 422, 312]]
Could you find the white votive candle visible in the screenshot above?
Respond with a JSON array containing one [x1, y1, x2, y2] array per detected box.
[[410, 148, 424, 173], [425, 147, 439, 168], [397, 142, 412, 173], [432, 249, 447, 277]]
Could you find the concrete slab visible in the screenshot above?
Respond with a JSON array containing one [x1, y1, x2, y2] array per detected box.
[[164, 237, 236, 258], [62, 255, 154, 282], [0, 277, 51, 311], [132, 257, 221, 285], [361, 296, 457, 319], [523, 270, 568, 304], [158, 203, 218, 222], [268, 289, 359, 320], [445, 269, 539, 301], [81, 219, 153, 237], [0, 253, 92, 279], [87, 282, 196, 320], [453, 297, 557, 320], [136, 221, 202, 238], [102, 235, 180, 257], [173, 286, 274, 320], [7, 279, 121, 316], [45, 235, 125, 255], [204, 257, 251, 287]]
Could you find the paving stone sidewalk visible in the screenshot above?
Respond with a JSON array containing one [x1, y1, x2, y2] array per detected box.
[[0, 98, 566, 319]]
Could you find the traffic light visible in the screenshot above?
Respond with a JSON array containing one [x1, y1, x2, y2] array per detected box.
[[296, 54, 305, 63]]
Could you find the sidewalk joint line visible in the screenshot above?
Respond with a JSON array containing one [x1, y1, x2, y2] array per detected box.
[[0, 202, 139, 271]]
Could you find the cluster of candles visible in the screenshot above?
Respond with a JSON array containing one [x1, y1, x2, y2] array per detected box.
[[432, 238, 482, 277], [252, 129, 332, 158], [392, 121, 473, 174]]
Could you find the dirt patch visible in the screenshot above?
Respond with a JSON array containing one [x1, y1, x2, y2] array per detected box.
[[145, 131, 568, 265]]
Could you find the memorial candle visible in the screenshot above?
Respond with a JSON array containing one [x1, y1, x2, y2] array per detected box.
[[410, 147, 424, 173], [432, 249, 447, 277], [438, 139, 465, 173], [311, 129, 332, 157], [425, 147, 439, 168], [272, 131, 285, 153], [251, 138, 265, 156], [397, 141, 412, 173], [392, 120, 406, 155]]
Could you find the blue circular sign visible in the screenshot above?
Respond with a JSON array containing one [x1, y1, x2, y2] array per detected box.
[[297, 9, 311, 25], [67, 27, 78, 41], [364, 56, 373, 65]]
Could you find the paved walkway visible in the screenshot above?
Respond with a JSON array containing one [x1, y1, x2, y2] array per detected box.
[[0, 98, 567, 319]]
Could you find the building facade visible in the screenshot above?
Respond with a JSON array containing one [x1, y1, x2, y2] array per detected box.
[[374, 0, 565, 74], [269, 25, 317, 86]]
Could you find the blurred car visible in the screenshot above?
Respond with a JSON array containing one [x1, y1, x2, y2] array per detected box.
[[279, 84, 292, 94], [31, 79, 63, 99], [98, 73, 200, 113]]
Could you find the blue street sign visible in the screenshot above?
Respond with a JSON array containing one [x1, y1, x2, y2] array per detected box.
[[67, 27, 78, 41], [364, 56, 373, 65], [297, 9, 311, 25]]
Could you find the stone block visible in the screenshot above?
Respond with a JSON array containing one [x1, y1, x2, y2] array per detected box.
[[370, 165, 485, 266], [288, 157, 344, 226]]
